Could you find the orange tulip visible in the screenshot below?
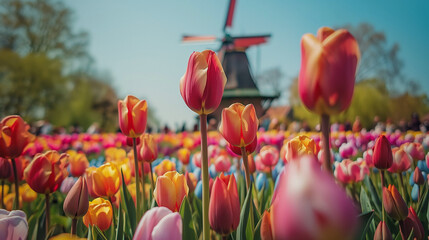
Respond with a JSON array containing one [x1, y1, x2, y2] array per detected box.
[[83, 198, 113, 231], [139, 133, 158, 162], [283, 135, 316, 162], [154, 171, 189, 212], [383, 185, 408, 221], [20, 183, 37, 202], [219, 103, 259, 147], [154, 159, 176, 177], [89, 163, 120, 198], [85, 167, 99, 198], [260, 210, 273, 240], [177, 148, 191, 165], [299, 27, 360, 115], [24, 151, 68, 194], [180, 50, 227, 115], [118, 95, 148, 138], [0, 115, 32, 159], [68, 151, 89, 177], [209, 173, 240, 235]]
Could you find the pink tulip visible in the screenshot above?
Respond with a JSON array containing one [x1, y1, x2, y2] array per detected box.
[[402, 142, 425, 161], [387, 147, 412, 173], [259, 145, 279, 167], [133, 207, 182, 240], [298, 27, 360, 115], [271, 156, 357, 239], [180, 50, 227, 115], [339, 142, 357, 159], [335, 159, 368, 184], [214, 155, 231, 173]]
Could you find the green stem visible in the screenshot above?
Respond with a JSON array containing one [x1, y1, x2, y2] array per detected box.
[[241, 147, 251, 190], [140, 161, 146, 213], [46, 193, 50, 236], [149, 162, 155, 198], [132, 138, 142, 223], [398, 173, 406, 200], [321, 114, 332, 174], [11, 158, 19, 209], [380, 170, 385, 222], [200, 114, 210, 240]]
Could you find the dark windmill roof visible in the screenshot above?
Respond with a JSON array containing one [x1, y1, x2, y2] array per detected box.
[[221, 50, 278, 99]]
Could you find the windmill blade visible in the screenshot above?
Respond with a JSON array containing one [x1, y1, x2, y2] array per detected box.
[[223, 0, 236, 32], [181, 35, 218, 44], [231, 34, 271, 48]]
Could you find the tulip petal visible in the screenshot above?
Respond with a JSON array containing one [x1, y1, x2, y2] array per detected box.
[[209, 177, 234, 235], [202, 50, 227, 114], [151, 212, 182, 240], [241, 104, 258, 146], [154, 176, 177, 212], [219, 106, 242, 146], [134, 207, 172, 240]]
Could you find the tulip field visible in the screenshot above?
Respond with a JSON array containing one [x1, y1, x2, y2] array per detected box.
[[0, 27, 428, 240]]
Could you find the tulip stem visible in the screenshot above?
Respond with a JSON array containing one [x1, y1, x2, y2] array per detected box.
[[11, 158, 19, 209], [140, 161, 146, 212], [1, 180, 4, 209], [45, 193, 50, 236], [200, 114, 210, 240], [398, 173, 406, 201], [241, 147, 251, 190], [380, 170, 385, 222], [132, 138, 142, 223], [149, 162, 155, 197], [71, 218, 77, 235], [320, 114, 332, 174]]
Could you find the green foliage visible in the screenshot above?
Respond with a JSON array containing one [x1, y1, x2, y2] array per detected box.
[[179, 196, 197, 240]]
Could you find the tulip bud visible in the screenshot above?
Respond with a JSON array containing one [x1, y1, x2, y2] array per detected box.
[[260, 210, 273, 240], [374, 221, 392, 240], [154, 171, 189, 212], [0, 157, 11, 179], [0, 115, 32, 159], [185, 172, 197, 194], [219, 103, 259, 148], [382, 185, 408, 221], [413, 167, 424, 185], [399, 207, 424, 240], [83, 198, 113, 231], [227, 137, 258, 156], [118, 95, 148, 138], [139, 133, 158, 162], [63, 177, 89, 219], [0, 209, 28, 240], [372, 135, 393, 170], [298, 27, 360, 115], [180, 50, 227, 115], [209, 173, 240, 235], [214, 155, 231, 173], [259, 145, 279, 167]]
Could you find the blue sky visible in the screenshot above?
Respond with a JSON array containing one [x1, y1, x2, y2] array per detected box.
[[68, 0, 429, 129]]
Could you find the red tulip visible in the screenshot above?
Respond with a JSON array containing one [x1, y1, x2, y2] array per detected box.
[[372, 135, 393, 170], [0, 115, 32, 159], [139, 133, 158, 162], [118, 95, 148, 138], [413, 167, 424, 185], [209, 173, 240, 235], [260, 210, 273, 240], [400, 207, 424, 240], [219, 103, 259, 147], [374, 221, 392, 240], [299, 27, 360, 115], [180, 50, 227, 115], [24, 151, 69, 194], [228, 137, 258, 156]]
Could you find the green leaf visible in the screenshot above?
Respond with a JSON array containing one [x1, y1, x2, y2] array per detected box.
[[355, 211, 374, 240], [115, 201, 124, 240], [120, 170, 137, 235], [359, 186, 376, 238], [237, 184, 253, 240], [87, 225, 93, 240], [179, 196, 197, 240], [192, 196, 202, 236], [364, 176, 382, 214], [93, 226, 108, 240]]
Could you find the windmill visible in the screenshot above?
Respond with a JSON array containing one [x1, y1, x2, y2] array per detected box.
[[182, 0, 279, 123]]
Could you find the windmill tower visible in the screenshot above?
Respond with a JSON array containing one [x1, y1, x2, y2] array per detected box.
[[182, 0, 279, 123]]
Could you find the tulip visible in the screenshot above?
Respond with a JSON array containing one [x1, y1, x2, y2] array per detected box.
[[177, 148, 191, 165], [271, 156, 357, 239], [68, 152, 89, 177], [179, 50, 227, 115], [89, 162, 120, 198], [387, 147, 412, 173], [24, 151, 69, 194], [402, 142, 425, 162], [0, 209, 28, 240], [219, 103, 258, 148], [374, 221, 392, 240], [334, 159, 367, 184], [185, 172, 197, 194], [139, 134, 158, 162], [133, 206, 182, 240], [400, 207, 424, 240], [0, 157, 11, 179], [85, 167, 100, 198], [372, 135, 393, 170], [64, 177, 89, 234], [8, 156, 29, 183], [154, 171, 189, 212], [83, 198, 113, 232], [0, 115, 32, 159], [241, 154, 256, 174], [298, 27, 360, 116], [413, 167, 424, 185], [260, 210, 273, 240], [117, 95, 148, 138], [382, 185, 408, 221], [20, 183, 37, 203], [49, 233, 86, 240], [154, 159, 176, 177], [4, 192, 21, 210], [255, 154, 271, 173], [259, 145, 279, 167], [214, 155, 231, 173], [283, 135, 316, 162], [209, 173, 240, 235]]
